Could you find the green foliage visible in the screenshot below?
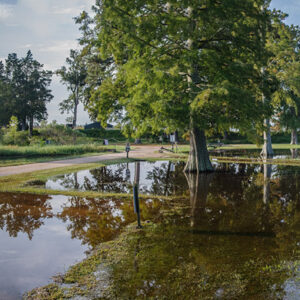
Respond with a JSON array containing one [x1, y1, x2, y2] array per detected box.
[[0, 62, 14, 127], [268, 24, 300, 133], [0, 51, 53, 132], [0, 144, 110, 158], [79, 128, 126, 141], [38, 121, 88, 145], [1, 116, 29, 146], [78, 0, 272, 139]]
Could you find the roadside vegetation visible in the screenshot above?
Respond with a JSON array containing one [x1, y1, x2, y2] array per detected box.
[[0, 144, 117, 158]]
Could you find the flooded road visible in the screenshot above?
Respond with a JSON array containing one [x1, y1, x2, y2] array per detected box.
[[1, 160, 299, 298]]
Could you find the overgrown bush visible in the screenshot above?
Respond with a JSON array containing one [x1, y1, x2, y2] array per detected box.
[[0, 144, 113, 158], [38, 121, 89, 145], [1, 116, 29, 146], [79, 128, 126, 141]]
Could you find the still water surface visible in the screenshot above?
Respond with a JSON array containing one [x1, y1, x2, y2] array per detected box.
[[0, 160, 299, 298]]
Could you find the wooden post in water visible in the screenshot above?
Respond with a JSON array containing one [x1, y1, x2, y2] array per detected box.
[[133, 161, 142, 228]]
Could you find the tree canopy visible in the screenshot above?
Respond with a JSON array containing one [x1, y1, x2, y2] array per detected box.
[[0, 51, 53, 134], [78, 0, 273, 172]]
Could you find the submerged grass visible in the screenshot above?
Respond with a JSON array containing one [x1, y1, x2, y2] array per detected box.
[[24, 223, 146, 299], [24, 220, 300, 300]]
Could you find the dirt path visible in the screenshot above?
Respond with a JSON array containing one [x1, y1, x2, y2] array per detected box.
[[0, 145, 170, 177]]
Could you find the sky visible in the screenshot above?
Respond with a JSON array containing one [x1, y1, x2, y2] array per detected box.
[[0, 0, 299, 125]]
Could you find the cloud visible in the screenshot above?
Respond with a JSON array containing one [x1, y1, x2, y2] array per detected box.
[[39, 40, 79, 54], [0, 3, 13, 20], [52, 6, 85, 16], [0, 1, 18, 4]]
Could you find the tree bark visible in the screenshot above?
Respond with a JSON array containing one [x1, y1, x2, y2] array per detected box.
[[184, 127, 214, 173], [73, 101, 78, 129], [261, 119, 274, 158], [223, 130, 229, 141], [290, 129, 298, 145], [29, 116, 33, 136], [21, 119, 26, 131]]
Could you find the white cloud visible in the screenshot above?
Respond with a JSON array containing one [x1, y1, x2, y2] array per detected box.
[[39, 40, 79, 54], [52, 6, 85, 16], [0, 3, 13, 20], [20, 43, 32, 49]]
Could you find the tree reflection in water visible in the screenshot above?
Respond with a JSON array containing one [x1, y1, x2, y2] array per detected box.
[[109, 163, 300, 299], [291, 148, 298, 159], [83, 165, 128, 193], [0, 193, 52, 239], [144, 161, 188, 196], [47, 161, 190, 196], [58, 196, 166, 248]]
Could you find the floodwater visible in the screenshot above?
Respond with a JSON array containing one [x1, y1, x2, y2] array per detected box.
[[0, 193, 164, 299], [45, 161, 189, 196], [1, 160, 300, 299]]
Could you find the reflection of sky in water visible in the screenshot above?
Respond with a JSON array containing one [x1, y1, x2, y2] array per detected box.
[[0, 195, 88, 299], [0, 194, 134, 299]]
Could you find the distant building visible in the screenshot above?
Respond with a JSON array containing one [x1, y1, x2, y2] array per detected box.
[[84, 122, 113, 130]]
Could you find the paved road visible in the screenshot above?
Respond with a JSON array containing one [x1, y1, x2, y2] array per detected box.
[[0, 145, 168, 177]]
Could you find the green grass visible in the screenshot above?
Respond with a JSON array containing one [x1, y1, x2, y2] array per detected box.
[[0, 144, 125, 159], [0, 152, 114, 167], [219, 144, 300, 150], [172, 143, 300, 153]]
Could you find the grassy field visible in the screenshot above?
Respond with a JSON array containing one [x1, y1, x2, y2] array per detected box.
[[0, 144, 128, 166], [0, 153, 110, 167], [174, 143, 300, 153], [1, 143, 300, 167], [0, 144, 123, 157]]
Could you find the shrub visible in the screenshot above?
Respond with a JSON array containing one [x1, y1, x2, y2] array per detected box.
[[1, 116, 30, 146], [79, 128, 126, 141], [39, 122, 89, 145]]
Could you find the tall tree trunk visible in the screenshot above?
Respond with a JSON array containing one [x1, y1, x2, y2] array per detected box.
[[290, 129, 298, 145], [73, 101, 78, 129], [184, 127, 214, 173], [184, 6, 213, 173], [261, 118, 274, 158], [21, 119, 26, 131], [29, 116, 33, 136], [72, 93, 79, 144], [223, 130, 229, 141]]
